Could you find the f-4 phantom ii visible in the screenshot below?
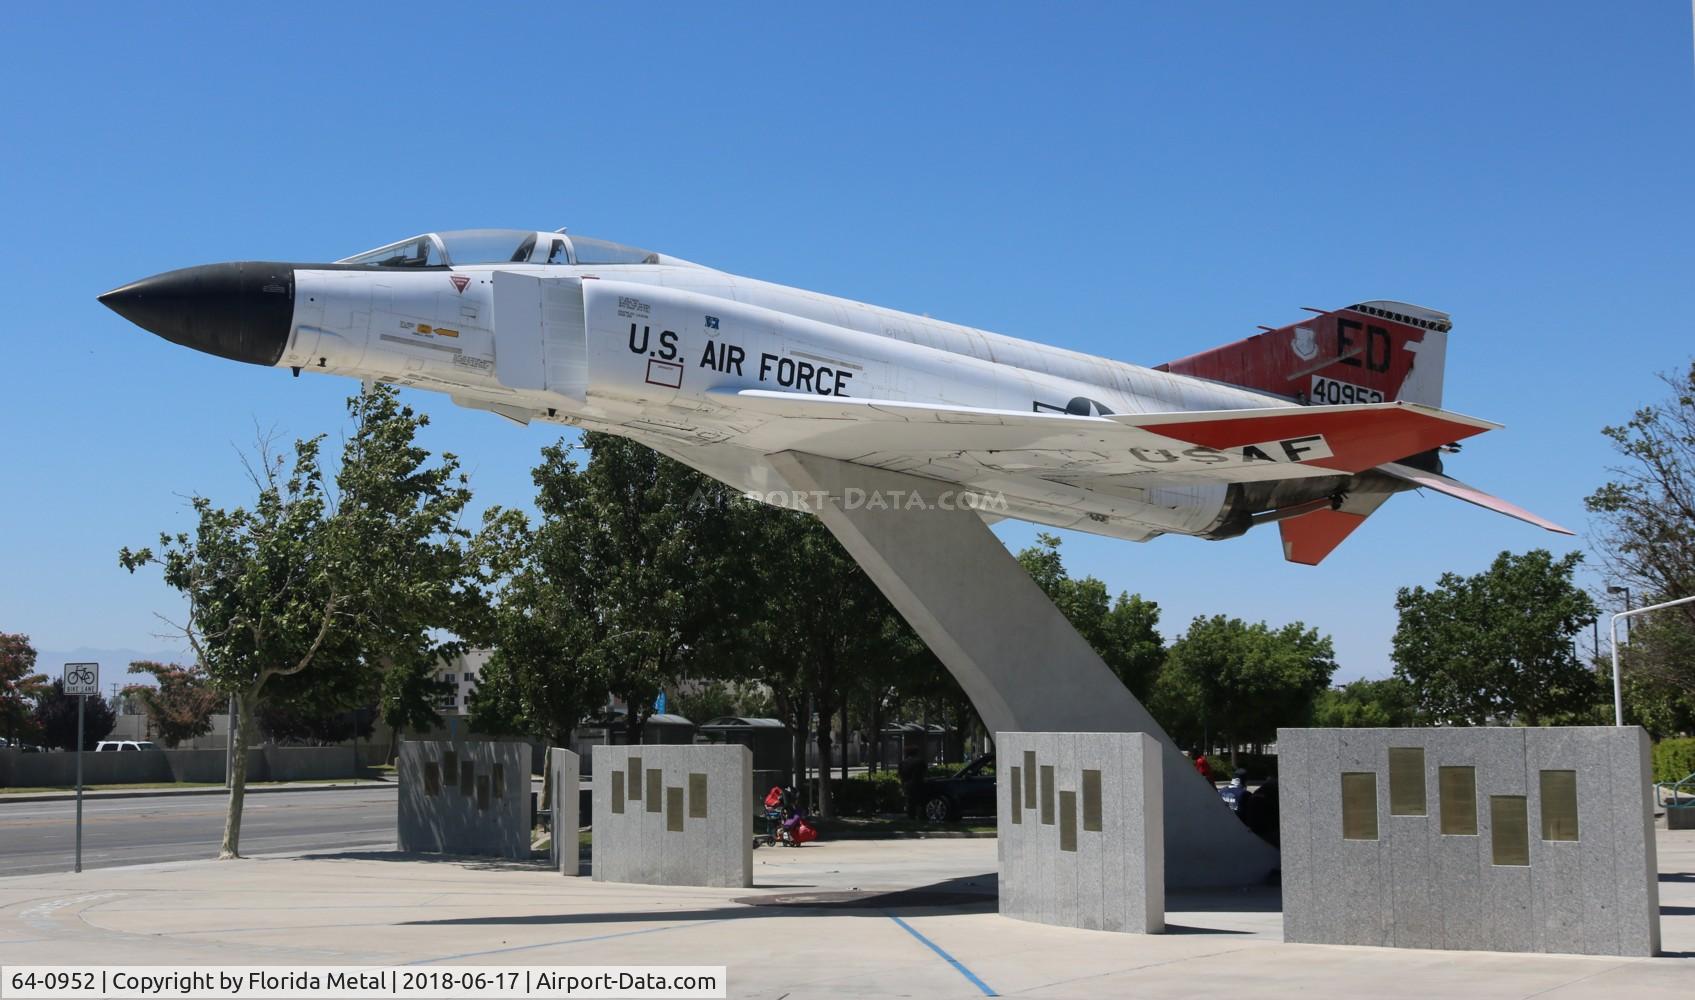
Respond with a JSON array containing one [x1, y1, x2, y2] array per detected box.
[[100, 227, 1566, 564]]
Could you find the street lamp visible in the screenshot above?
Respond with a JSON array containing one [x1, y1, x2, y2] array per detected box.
[[1609, 593, 1695, 726], [1606, 585, 1632, 642]]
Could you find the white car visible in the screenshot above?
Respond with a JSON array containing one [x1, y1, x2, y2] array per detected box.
[[94, 740, 158, 752]]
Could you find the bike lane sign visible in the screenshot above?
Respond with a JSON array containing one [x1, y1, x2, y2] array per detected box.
[[64, 662, 99, 696]]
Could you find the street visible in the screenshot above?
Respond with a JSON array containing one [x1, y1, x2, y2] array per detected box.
[[0, 788, 397, 877]]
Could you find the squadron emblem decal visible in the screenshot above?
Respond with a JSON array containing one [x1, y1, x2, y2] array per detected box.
[[449, 275, 470, 293], [1291, 325, 1319, 361]]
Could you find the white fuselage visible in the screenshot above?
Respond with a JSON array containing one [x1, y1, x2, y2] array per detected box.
[[279, 260, 1300, 542]]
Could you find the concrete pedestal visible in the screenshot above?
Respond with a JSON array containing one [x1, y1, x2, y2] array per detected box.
[[998, 732, 1164, 933], [769, 451, 1277, 887]]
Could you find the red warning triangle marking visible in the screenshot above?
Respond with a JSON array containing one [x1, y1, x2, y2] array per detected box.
[[449, 275, 470, 293]]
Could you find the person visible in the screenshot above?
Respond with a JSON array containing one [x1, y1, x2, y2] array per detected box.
[[898, 746, 927, 820], [1193, 752, 1215, 783]]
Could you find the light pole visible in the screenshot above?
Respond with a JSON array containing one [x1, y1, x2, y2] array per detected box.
[[1607, 585, 1632, 642], [1609, 593, 1695, 725]]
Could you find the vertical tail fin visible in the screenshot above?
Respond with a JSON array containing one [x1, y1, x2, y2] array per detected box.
[[1157, 300, 1450, 408]]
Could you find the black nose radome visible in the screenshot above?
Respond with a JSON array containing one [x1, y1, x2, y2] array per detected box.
[[99, 262, 295, 367]]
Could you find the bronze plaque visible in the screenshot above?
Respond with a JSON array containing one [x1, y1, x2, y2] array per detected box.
[[689, 772, 708, 819], [459, 760, 475, 796], [1388, 747, 1426, 816], [666, 786, 685, 832], [443, 749, 457, 780], [646, 768, 662, 813], [1082, 769, 1103, 832], [423, 761, 441, 796], [1438, 766, 1477, 835], [1023, 751, 1036, 808], [612, 770, 625, 814], [628, 758, 642, 800], [1341, 772, 1378, 840], [1491, 795, 1530, 866], [1059, 790, 1077, 852], [1009, 766, 1022, 822], [476, 774, 490, 811], [492, 763, 505, 799], [1040, 764, 1055, 825], [1539, 770, 1579, 842]]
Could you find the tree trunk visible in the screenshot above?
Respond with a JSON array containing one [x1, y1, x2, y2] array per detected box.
[[220, 690, 257, 859], [814, 692, 835, 819], [793, 707, 809, 801], [840, 702, 849, 785], [869, 693, 883, 774]]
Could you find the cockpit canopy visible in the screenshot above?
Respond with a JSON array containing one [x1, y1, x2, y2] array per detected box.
[[338, 228, 665, 268]]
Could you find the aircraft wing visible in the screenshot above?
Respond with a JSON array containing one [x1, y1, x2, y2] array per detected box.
[[713, 389, 1496, 481]]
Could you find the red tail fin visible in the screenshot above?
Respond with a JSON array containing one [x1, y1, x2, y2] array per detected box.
[[1157, 300, 1450, 408]]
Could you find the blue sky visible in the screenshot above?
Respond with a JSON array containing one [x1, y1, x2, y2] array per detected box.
[[3, 4, 1690, 682]]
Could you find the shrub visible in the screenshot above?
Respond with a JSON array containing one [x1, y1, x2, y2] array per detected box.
[[1653, 738, 1695, 784], [831, 771, 906, 816]]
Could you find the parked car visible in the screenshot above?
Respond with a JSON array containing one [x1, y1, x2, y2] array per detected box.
[[1, 739, 45, 753], [920, 752, 996, 822], [94, 740, 158, 752]]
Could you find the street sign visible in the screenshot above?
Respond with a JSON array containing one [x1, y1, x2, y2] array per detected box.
[[62, 662, 99, 874], [63, 662, 99, 696]]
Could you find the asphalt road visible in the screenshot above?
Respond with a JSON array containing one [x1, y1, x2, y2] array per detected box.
[[0, 787, 397, 877]]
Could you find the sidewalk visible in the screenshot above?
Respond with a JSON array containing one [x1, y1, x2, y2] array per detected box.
[[0, 832, 1689, 998]]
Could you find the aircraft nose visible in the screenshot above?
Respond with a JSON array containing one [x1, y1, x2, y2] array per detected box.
[[99, 262, 295, 367]]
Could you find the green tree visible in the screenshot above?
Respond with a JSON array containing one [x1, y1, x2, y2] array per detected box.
[[123, 661, 220, 748], [1312, 676, 1419, 728], [32, 679, 117, 751], [1391, 549, 1599, 726], [1017, 533, 1165, 699], [727, 504, 920, 817], [120, 386, 480, 858], [1585, 363, 1695, 716], [1613, 614, 1695, 737], [0, 632, 48, 745], [1153, 615, 1336, 765], [475, 434, 745, 746]]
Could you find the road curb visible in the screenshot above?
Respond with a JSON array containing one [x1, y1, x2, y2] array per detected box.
[[0, 781, 397, 805], [819, 829, 997, 840]]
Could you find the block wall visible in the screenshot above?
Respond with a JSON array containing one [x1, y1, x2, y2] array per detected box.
[[1279, 726, 1659, 956], [397, 740, 531, 860], [591, 744, 751, 888]]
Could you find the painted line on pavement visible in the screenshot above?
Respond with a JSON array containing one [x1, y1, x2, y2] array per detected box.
[[408, 919, 728, 965], [886, 913, 996, 996]]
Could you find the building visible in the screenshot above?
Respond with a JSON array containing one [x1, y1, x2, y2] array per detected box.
[[435, 649, 492, 717]]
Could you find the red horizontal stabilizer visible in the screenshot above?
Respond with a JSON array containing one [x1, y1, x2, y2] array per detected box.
[[1380, 462, 1573, 535], [1118, 402, 1496, 476], [1280, 509, 1369, 565]]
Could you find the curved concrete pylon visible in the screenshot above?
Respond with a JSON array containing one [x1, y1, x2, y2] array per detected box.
[[769, 451, 1278, 888]]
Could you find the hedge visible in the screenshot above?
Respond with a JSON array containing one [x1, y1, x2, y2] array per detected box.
[[830, 771, 906, 817], [1653, 738, 1695, 785]]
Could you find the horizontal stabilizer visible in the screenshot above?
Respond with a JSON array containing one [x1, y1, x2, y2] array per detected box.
[[1380, 462, 1573, 535]]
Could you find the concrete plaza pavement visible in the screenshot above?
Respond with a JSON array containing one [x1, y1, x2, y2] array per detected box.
[[0, 832, 1690, 998]]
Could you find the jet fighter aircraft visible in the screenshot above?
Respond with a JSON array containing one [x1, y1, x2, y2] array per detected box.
[[99, 227, 1568, 564]]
